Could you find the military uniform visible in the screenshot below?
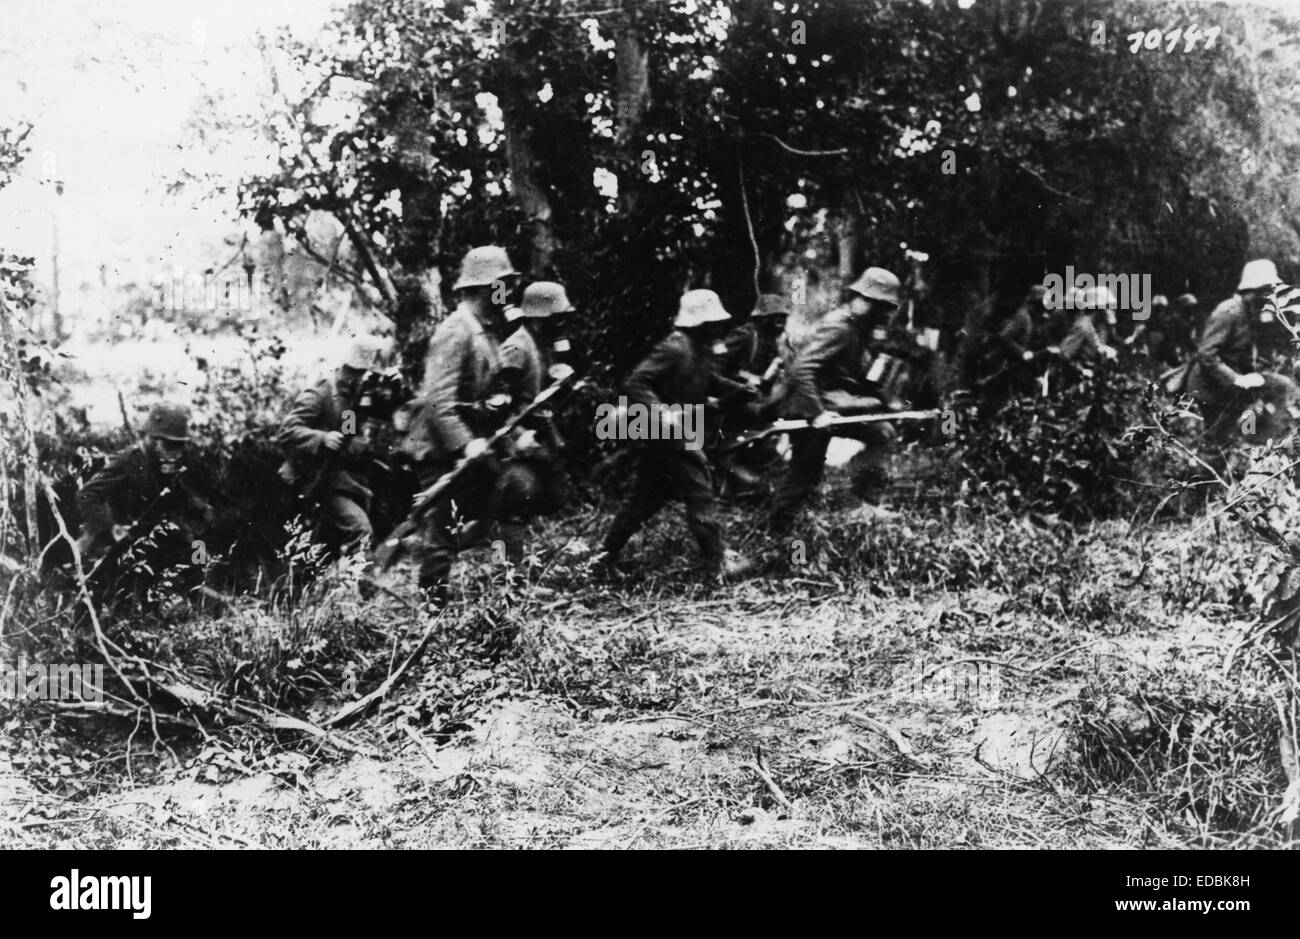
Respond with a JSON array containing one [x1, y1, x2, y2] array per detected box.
[[278, 375, 375, 551], [767, 305, 894, 531], [401, 299, 518, 593], [77, 441, 212, 555], [602, 291, 747, 574], [490, 283, 575, 519], [1189, 295, 1269, 444], [714, 297, 793, 488]]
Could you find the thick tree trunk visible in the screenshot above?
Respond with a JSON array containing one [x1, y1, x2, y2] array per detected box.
[[501, 103, 556, 277]]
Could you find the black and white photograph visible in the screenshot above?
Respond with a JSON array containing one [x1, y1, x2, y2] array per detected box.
[[0, 0, 1296, 879]]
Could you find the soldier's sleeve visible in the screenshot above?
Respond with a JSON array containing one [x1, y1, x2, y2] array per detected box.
[[1196, 308, 1244, 388], [722, 325, 756, 375], [277, 385, 330, 457], [76, 451, 132, 537], [422, 318, 476, 453], [623, 335, 680, 411], [707, 367, 754, 402], [490, 333, 532, 405]]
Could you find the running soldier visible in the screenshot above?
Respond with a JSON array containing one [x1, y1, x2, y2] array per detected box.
[[599, 289, 752, 580], [766, 267, 902, 534], [400, 245, 524, 600]]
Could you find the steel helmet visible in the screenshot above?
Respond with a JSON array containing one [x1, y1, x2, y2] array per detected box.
[[752, 293, 792, 319], [1151, 294, 1169, 308], [674, 289, 731, 328], [847, 267, 902, 307], [1174, 293, 1198, 308], [519, 281, 575, 318], [1238, 259, 1279, 292], [1073, 285, 1116, 311], [453, 245, 519, 291], [145, 403, 190, 441], [341, 335, 387, 370]]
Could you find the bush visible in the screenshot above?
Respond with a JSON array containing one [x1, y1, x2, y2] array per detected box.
[[950, 367, 1178, 520]]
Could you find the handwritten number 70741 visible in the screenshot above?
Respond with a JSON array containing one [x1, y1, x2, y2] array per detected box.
[[1126, 24, 1220, 53]]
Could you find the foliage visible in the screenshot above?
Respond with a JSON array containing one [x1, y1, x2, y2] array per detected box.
[[949, 366, 1176, 519], [228, 0, 1300, 378], [1070, 645, 1291, 844]]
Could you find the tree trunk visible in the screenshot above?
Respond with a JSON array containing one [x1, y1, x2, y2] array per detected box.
[[614, 0, 650, 216], [0, 296, 41, 558], [500, 102, 556, 277], [837, 213, 858, 282]]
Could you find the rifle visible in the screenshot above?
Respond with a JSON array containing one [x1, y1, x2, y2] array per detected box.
[[373, 372, 581, 573], [721, 409, 941, 452]]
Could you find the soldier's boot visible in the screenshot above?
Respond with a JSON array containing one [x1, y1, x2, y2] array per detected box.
[[686, 507, 726, 582]]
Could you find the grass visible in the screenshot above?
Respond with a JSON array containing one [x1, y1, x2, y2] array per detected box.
[[4, 461, 1299, 849]]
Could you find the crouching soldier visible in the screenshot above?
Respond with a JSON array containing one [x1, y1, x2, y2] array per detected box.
[[1187, 259, 1290, 457], [491, 281, 577, 519], [401, 245, 527, 601], [766, 267, 902, 534], [599, 289, 753, 580], [75, 402, 213, 566], [278, 337, 389, 556]]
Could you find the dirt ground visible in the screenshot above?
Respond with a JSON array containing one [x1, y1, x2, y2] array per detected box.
[[4, 492, 1264, 849]]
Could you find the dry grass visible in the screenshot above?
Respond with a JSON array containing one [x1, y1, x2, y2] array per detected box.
[[5, 465, 1299, 849]]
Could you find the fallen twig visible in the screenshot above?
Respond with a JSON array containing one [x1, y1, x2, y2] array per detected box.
[[744, 746, 793, 812], [323, 610, 443, 728]]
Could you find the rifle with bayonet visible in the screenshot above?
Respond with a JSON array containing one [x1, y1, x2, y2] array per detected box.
[[373, 371, 583, 573], [721, 409, 941, 452]]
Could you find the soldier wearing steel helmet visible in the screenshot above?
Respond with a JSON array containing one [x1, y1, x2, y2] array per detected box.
[[713, 292, 794, 494], [721, 293, 794, 391], [495, 281, 577, 402], [489, 280, 578, 521], [278, 336, 391, 554], [75, 402, 214, 559], [401, 245, 529, 599], [765, 266, 903, 533], [1189, 259, 1291, 449], [1057, 285, 1119, 371], [598, 289, 754, 580]]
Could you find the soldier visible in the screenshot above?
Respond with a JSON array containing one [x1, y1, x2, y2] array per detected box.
[[75, 402, 213, 561], [599, 289, 752, 580], [1058, 286, 1119, 370], [715, 293, 793, 492], [401, 245, 521, 600], [278, 336, 390, 556], [1174, 293, 1202, 350], [495, 281, 576, 400], [491, 280, 577, 519], [977, 285, 1046, 403], [1188, 259, 1287, 451], [722, 293, 793, 391], [765, 267, 902, 534]]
